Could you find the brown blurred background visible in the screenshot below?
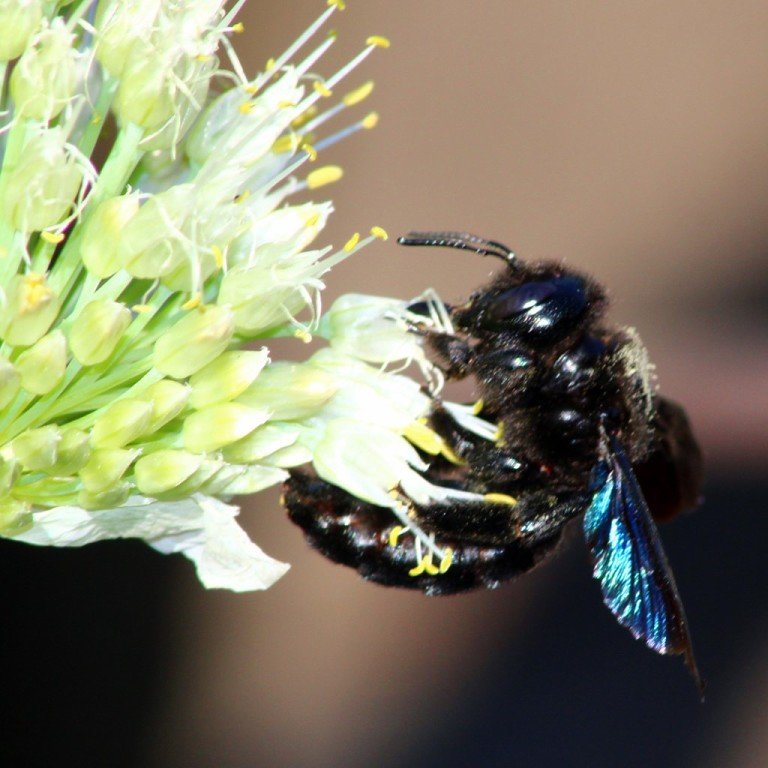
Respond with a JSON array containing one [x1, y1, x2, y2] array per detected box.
[[2, 2, 768, 767]]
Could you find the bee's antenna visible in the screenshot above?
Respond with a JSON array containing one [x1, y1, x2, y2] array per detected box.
[[397, 232, 516, 264]]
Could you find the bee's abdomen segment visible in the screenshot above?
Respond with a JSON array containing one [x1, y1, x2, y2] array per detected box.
[[284, 472, 568, 596]]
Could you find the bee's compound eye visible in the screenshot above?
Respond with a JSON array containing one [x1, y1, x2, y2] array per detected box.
[[481, 276, 588, 343]]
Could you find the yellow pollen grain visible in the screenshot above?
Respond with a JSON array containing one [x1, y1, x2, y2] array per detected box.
[[313, 81, 332, 98], [90, 112, 102, 125], [423, 557, 440, 576], [439, 548, 454, 573], [306, 165, 343, 189], [301, 142, 318, 161], [182, 293, 202, 310], [472, 398, 484, 415], [265, 57, 276, 71], [366, 35, 391, 49], [278, 100, 297, 109], [239, 101, 254, 114], [292, 106, 317, 128], [343, 80, 374, 106], [211, 245, 224, 269], [327, 0, 346, 9], [408, 559, 426, 577], [294, 328, 312, 344], [388, 525, 404, 547], [244, 83, 259, 95], [231, 21, 244, 33], [370, 226, 388, 241], [41, 231, 65, 244], [132, 304, 152, 314], [361, 111, 379, 129], [234, 189, 251, 204], [343, 232, 360, 252], [304, 212, 320, 228], [195, 54, 212, 63], [484, 492, 518, 506]]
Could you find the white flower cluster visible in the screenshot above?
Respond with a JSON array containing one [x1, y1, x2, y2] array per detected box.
[[0, 0, 491, 592]]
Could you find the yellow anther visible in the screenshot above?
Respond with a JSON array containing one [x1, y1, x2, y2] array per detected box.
[[408, 559, 426, 577], [294, 328, 312, 344], [343, 80, 374, 106], [361, 111, 379, 129], [231, 21, 244, 33], [484, 492, 518, 506], [272, 134, 300, 154], [327, 28, 338, 39], [313, 81, 332, 98], [423, 556, 440, 576], [90, 112, 102, 125], [40, 231, 64, 244], [440, 443, 466, 466], [439, 548, 454, 573], [388, 525, 404, 547], [370, 226, 388, 241], [132, 304, 152, 314], [403, 420, 443, 455], [244, 83, 259, 95], [327, 0, 346, 9], [301, 142, 318, 161], [25, 273, 45, 285], [182, 293, 202, 310], [494, 422, 504, 443], [366, 35, 391, 49], [265, 57, 276, 71], [239, 101, 254, 114], [211, 245, 224, 269], [343, 232, 360, 252], [292, 105, 318, 128], [278, 100, 297, 109], [307, 165, 343, 189], [234, 189, 251, 204], [304, 212, 320, 228], [195, 54, 212, 63], [472, 398, 484, 415]]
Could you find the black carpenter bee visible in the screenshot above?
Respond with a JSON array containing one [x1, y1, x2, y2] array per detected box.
[[284, 232, 704, 691]]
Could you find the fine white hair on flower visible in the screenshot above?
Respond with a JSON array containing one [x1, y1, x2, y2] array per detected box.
[[0, 1, 484, 593]]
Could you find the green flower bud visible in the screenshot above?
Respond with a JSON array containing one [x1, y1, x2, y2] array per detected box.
[[0, 497, 33, 536], [94, 0, 161, 78], [78, 481, 131, 511], [236, 363, 338, 420], [0, 0, 42, 61], [134, 449, 203, 496], [91, 399, 152, 449], [48, 428, 90, 475], [222, 422, 302, 464], [80, 195, 139, 278], [0, 456, 20, 496], [68, 300, 131, 365], [9, 20, 78, 121], [189, 349, 269, 410], [139, 379, 190, 432], [12, 425, 61, 470], [0, 128, 83, 232], [182, 403, 269, 453], [78, 448, 138, 494], [0, 272, 61, 346], [15, 330, 67, 395], [153, 304, 235, 379], [0, 356, 21, 410]]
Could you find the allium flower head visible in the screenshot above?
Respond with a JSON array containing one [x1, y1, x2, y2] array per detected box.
[[0, 1, 492, 591]]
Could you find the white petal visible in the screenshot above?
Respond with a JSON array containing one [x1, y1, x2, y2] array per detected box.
[[9, 494, 289, 592]]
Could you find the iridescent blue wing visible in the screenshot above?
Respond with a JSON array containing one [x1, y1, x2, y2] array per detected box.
[[583, 437, 702, 693]]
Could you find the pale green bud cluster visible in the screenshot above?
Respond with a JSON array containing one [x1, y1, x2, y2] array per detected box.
[[0, 0, 428, 594]]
